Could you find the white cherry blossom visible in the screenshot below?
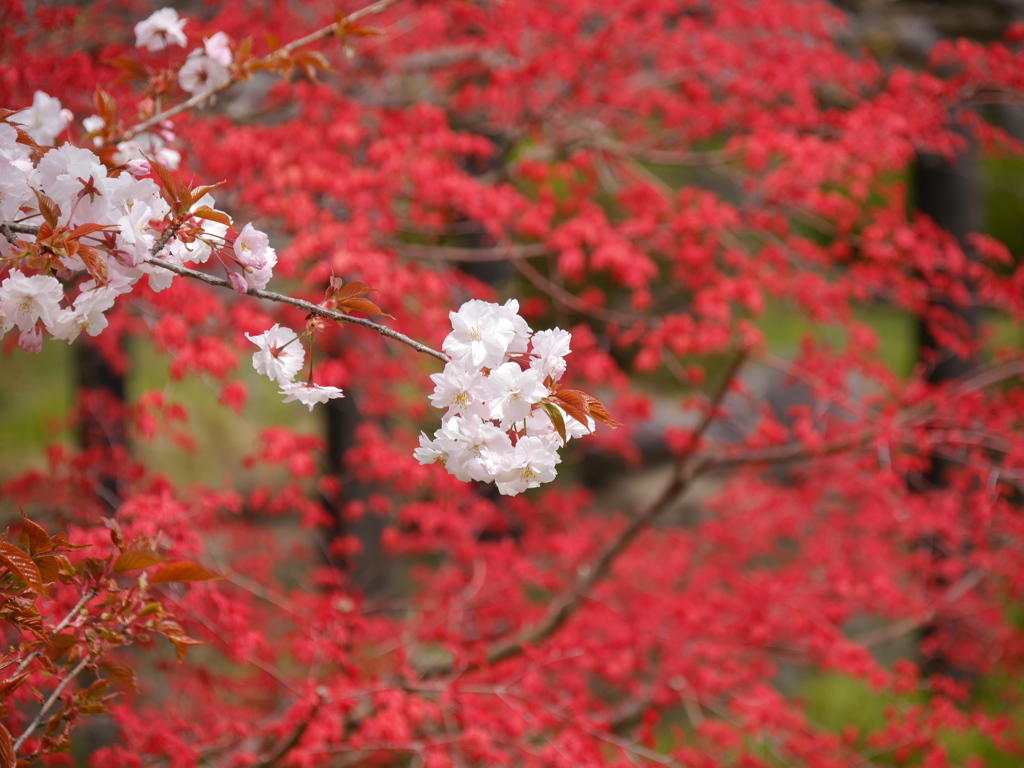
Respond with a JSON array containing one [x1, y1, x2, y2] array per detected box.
[[0, 270, 63, 333], [179, 52, 231, 96], [428, 363, 490, 420], [494, 436, 560, 496], [486, 362, 548, 428], [246, 324, 305, 386], [135, 8, 188, 52], [279, 381, 345, 411], [11, 92, 70, 146], [530, 327, 572, 381], [443, 299, 516, 368]]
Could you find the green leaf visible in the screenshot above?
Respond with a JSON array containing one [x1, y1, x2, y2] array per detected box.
[[540, 401, 568, 445]]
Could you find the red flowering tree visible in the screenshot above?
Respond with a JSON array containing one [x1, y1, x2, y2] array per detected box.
[[3, 1, 1024, 766]]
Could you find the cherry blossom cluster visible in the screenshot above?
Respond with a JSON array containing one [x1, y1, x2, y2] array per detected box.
[[0, 98, 275, 337], [415, 299, 592, 496]]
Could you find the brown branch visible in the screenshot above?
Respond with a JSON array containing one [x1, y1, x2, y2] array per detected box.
[[512, 256, 636, 325], [144, 257, 447, 362], [0, 219, 447, 361], [14, 656, 91, 753], [119, 0, 401, 143], [395, 241, 549, 263], [248, 698, 324, 768], [14, 590, 98, 678]]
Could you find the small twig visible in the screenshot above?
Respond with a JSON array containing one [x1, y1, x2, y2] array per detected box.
[[144, 257, 447, 362], [395, 241, 549, 263], [248, 698, 324, 768], [119, 0, 401, 143], [14, 590, 98, 677], [14, 655, 91, 753]]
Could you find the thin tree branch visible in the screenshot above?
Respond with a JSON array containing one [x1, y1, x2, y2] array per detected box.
[[395, 241, 549, 263], [144, 257, 447, 362], [14, 655, 90, 753], [14, 590, 97, 678], [248, 698, 324, 768], [119, 0, 401, 143], [3, 219, 447, 361]]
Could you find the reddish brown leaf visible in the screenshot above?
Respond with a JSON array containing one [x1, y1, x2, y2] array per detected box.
[[0, 722, 14, 768], [18, 513, 52, 556], [169, 634, 207, 661], [585, 395, 621, 427], [149, 562, 223, 585], [150, 158, 179, 206], [79, 245, 108, 285], [99, 661, 139, 693], [551, 390, 592, 427], [33, 191, 60, 229], [106, 55, 149, 84], [334, 280, 376, 301], [0, 672, 30, 701], [192, 206, 231, 227], [49, 533, 88, 551], [113, 550, 166, 573], [189, 183, 224, 203], [35, 555, 65, 586], [68, 223, 112, 240], [93, 87, 117, 125], [0, 542, 42, 594], [101, 518, 125, 551], [339, 297, 393, 318]]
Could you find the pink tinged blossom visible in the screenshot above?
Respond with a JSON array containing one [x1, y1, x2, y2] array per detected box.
[[428, 363, 490, 420], [178, 53, 231, 96], [134, 8, 188, 52], [11, 91, 69, 146], [240, 246, 277, 292], [227, 271, 248, 295], [245, 324, 305, 386], [204, 32, 233, 67], [18, 326, 42, 354], [279, 382, 345, 411], [530, 327, 572, 381], [443, 299, 516, 369], [0, 270, 64, 332], [486, 362, 549, 428], [494, 436, 560, 496], [124, 159, 151, 178], [233, 223, 270, 270]]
